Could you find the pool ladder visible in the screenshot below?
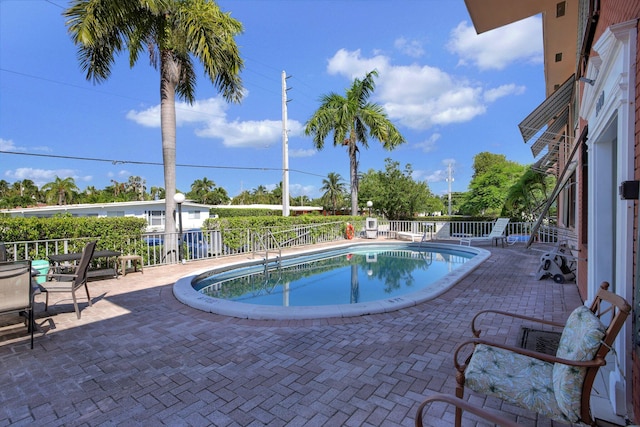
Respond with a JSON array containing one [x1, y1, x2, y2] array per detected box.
[[252, 230, 282, 270]]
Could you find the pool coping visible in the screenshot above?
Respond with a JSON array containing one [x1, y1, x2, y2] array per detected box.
[[173, 241, 491, 320]]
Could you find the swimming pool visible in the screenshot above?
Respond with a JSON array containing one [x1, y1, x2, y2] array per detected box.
[[173, 242, 490, 320]]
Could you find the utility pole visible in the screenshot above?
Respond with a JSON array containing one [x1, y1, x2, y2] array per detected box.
[[447, 162, 454, 216], [282, 71, 291, 216]]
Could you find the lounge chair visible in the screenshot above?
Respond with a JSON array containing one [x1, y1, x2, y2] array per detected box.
[[0, 260, 36, 348], [459, 218, 510, 246], [42, 241, 96, 319], [452, 282, 631, 426]]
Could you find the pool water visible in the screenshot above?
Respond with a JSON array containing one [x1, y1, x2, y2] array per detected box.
[[194, 246, 472, 307]]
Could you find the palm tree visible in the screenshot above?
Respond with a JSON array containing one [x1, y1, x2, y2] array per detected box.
[[304, 70, 405, 215], [189, 177, 215, 203], [41, 176, 79, 205], [252, 185, 269, 204], [321, 172, 346, 215], [65, 0, 244, 257], [150, 186, 164, 201], [126, 176, 146, 201]]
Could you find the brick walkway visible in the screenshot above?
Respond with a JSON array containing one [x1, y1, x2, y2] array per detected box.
[[0, 242, 587, 426]]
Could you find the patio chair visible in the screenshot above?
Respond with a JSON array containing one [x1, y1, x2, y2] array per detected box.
[[452, 282, 631, 426], [459, 217, 510, 246], [0, 260, 35, 348], [42, 241, 96, 319], [415, 393, 521, 427]]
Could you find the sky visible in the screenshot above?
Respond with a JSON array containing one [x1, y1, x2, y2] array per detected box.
[[0, 0, 546, 201]]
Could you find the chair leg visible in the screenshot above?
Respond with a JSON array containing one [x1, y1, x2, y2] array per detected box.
[[454, 372, 465, 427], [71, 289, 81, 319], [29, 307, 34, 349], [84, 283, 92, 307]]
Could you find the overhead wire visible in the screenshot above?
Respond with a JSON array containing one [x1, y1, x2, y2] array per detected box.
[[0, 150, 327, 179]]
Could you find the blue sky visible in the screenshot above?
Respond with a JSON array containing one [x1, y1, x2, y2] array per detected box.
[[0, 0, 545, 200]]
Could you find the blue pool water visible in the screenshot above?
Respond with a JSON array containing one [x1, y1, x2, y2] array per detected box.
[[193, 245, 473, 307]]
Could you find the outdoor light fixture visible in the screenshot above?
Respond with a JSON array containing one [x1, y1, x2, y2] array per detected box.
[[366, 200, 373, 216], [579, 76, 595, 85], [173, 193, 186, 263]]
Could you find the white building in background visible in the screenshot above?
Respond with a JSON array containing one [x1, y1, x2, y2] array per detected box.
[[211, 204, 323, 215], [1, 200, 212, 232], [1, 201, 324, 232]]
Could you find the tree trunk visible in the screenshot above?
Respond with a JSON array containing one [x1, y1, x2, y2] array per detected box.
[[349, 142, 358, 215], [161, 51, 179, 263]]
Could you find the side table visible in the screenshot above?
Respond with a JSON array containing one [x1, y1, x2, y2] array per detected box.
[[117, 255, 144, 276]]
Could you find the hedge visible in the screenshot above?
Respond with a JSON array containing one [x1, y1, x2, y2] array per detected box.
[[0, 216, 147, 260]]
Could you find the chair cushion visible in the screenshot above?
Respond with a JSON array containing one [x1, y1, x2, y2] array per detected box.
[[465, 344, 569, 422], [552, 305, 606, 422]]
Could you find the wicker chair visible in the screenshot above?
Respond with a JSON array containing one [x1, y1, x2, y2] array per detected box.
[[452, 282, 630, 426]]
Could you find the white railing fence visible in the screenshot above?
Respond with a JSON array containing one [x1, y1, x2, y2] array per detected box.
[[1, 220, 575, 269]]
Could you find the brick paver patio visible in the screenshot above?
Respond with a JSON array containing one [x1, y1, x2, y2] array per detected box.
[[0, 242, 592, 426]]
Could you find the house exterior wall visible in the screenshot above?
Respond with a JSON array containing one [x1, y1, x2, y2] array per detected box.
[[579, 2, 639, 420]]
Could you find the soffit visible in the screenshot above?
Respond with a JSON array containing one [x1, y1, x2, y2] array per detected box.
[[463, 0, 548, 34]]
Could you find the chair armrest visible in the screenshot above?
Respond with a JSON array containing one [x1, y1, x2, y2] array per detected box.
[[471, 309, 565, 338], [415, 393, 521, 427], [47, 273, 79, 281], [453, 338, 607, 374]]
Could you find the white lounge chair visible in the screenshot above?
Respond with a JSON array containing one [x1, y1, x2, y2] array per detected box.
[[459, 218, 510, 246]]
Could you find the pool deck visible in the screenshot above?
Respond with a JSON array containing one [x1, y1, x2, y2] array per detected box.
[[0, 239, 619, 426]]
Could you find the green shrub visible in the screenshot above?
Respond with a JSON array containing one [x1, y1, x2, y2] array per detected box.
[[0, 216, 147, 260]]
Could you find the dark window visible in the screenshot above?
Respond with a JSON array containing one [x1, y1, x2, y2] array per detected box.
[[556, 1, 566, 17], [555, 52, 563, 62]]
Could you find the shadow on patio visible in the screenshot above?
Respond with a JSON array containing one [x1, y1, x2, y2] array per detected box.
[[0, 243, 611, 426]]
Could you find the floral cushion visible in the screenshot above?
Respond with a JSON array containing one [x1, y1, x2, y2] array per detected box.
[[465, 344, 569, 422], [552, 305, 606, 422]]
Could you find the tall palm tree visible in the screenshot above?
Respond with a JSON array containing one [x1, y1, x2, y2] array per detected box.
[[65, 0, 244, 256], [321, 172, 346, 215], [304, 70, 405, 215], [41, 176, 79, 205], [190, 177, 215, 203]]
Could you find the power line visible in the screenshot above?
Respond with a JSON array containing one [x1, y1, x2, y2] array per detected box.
[[0, 150, 326, 178]]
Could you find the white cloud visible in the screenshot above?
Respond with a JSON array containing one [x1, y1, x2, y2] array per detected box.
[[394, 37, 425, 58], [413, 159, 458, 184], [424, 169, 448, 183], [447, 18, 543, 70], [413, 133, 440, 153], [327, 49, 390, 80], [4, 167, 91, 187], [127, 97, 302, 148], [0, 138, 20, 151], [290, 183, 316, 198], [483, 84, 526, 102], [325, 49, 525, 130], [289, 148, 316, 158]]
